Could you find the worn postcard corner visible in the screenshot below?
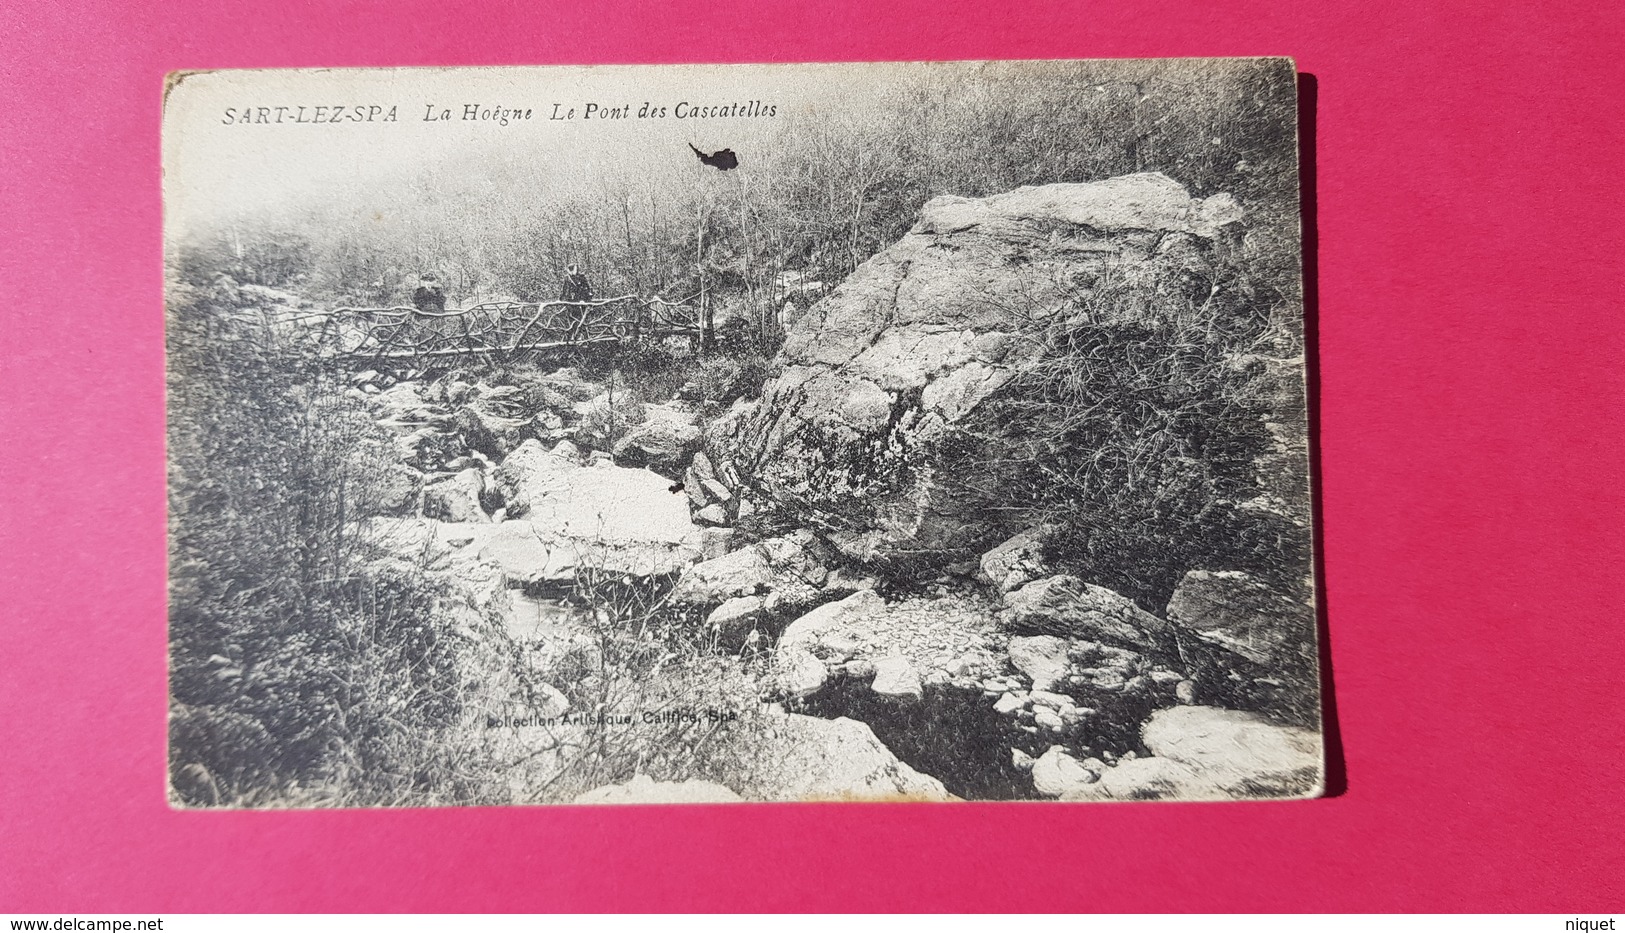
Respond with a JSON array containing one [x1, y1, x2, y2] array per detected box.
[[163, 58, 1321, 809]]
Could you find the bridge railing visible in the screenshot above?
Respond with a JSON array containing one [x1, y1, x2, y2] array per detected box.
[[315, 293, 704, 365]]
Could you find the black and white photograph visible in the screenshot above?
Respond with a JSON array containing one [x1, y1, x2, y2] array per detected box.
[[162, 58, 1322, 807]]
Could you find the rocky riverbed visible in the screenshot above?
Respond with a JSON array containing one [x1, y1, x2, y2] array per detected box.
[[332, 174, 1321, 803], [344, 357, 1318, 803]]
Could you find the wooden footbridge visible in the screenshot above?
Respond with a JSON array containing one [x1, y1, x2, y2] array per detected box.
[[315, 293, 705, 366]]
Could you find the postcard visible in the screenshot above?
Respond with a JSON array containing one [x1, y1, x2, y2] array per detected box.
[[163, 58, 1321, 806]]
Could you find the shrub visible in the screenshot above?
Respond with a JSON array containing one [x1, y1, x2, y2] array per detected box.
[[506, 561, 767, 802], [691, 352, 773, 406], [609, 341, 693, 402], [949, 253, 1310, 610], [166, 272, 503, 806]]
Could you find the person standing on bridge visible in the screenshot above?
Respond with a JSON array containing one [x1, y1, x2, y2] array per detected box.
[[561, 264, 593, 303], [412, 273, 446, 313]]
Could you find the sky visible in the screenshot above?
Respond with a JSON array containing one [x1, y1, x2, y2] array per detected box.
[[162, 62, 956, 238], [161, 59, 1268, 238]]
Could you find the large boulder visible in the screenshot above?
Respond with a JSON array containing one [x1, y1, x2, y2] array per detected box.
[[454, 384, 533, 460], [771, 589, 889, 698], [778, 588, 887, 648], [669, 529, 831, 614], [1001, 575, 1172, 653], [1166, 570, 1317, 670], [613, 404, 702, 475], [490, 439, 700, 578], [740, 714, 954, 802], [492, 438, 577, 510], [707, 173, 1243, 565], [421, 467, 489, 523]]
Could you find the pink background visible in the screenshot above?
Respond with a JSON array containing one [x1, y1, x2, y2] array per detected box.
[[4, 0, 1623, 913]]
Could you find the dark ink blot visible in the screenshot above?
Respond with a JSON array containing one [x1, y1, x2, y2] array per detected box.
[[688, 143, 739, 171]]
